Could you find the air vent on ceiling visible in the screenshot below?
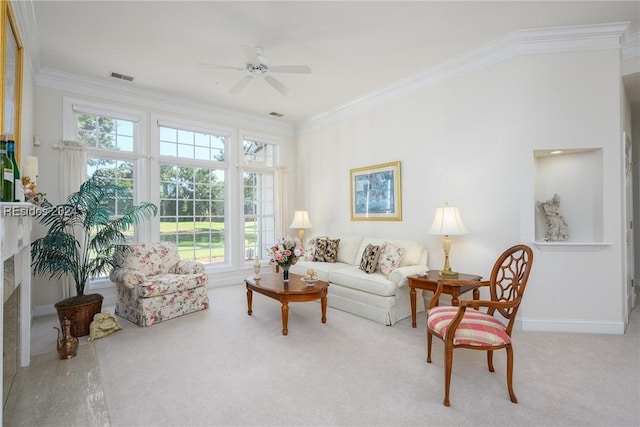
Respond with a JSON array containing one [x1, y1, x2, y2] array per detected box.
[[269, 112, 284, 117], [110, 72, 134, 82]]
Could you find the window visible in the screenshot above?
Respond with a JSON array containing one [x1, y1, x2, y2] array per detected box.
[[65, 98, 286, 276], [78, 113, 134, 152], [70, 104, 144, 282], [159, 126, 225, 161], [158, 123, 229, 264], [77, 110, 139, 238], [241, 137, 279, 261], [87, 158, 135, 219]]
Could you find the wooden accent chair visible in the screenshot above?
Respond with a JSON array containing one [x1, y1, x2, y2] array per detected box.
[[426, 244, 534, 407]]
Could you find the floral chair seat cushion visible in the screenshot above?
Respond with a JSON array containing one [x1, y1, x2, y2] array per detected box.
[[427, 306, 511, 347], [137, 273, 208, 298]]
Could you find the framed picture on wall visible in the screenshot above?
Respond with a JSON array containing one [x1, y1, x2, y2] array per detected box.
[[350, 161, 402, 221], [2, 0, 24, 160]]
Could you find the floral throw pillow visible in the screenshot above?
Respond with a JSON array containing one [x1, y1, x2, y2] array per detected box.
[[359, 244, 381, 273], [314, 238, 341, 263], [376, 242, 405, 277], [304, 236, 328, 261]]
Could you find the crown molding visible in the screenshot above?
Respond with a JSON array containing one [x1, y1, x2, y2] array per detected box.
[[623, 32, 640, 60], [9, 0, 39, 75], [296, 22, 630, 134]]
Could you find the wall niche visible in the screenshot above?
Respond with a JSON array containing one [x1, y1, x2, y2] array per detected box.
[[534, 148, 604, 247]]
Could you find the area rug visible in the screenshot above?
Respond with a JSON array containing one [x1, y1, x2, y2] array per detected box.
[[94, 284, 640, 427]]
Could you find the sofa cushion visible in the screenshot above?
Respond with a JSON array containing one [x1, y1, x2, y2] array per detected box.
[[377, 242, 405, 276], [314, 238, 340, 262], [398, 242, 425, 266], [289, 260, 349, 282], [336, 235, 364, 265], [329, 267, 396, 297], [359, 244, 381, 273]]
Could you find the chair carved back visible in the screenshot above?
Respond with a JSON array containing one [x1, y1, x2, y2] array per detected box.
[[487, 244, 533, 333]]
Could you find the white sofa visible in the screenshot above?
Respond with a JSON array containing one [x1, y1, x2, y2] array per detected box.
[[289, 235, 428, 325]]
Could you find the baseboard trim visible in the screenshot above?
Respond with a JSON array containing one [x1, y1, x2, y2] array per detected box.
[[517, 317, 625, 334]]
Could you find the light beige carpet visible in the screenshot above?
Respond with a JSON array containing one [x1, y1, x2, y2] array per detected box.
[[94, 284, 640, 427]]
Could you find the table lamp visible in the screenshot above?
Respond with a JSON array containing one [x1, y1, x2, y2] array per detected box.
[[289, 210, 312, 245], [428, 203, 468, 278]]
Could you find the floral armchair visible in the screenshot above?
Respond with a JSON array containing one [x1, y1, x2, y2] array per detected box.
[[110, 242, 209, 327]]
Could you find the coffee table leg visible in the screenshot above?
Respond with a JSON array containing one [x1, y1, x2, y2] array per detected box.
[[410, 287, 417, 328], [281, 302, 289, 335], [321, 295, 327, 323], [246, 288, 253, 315]]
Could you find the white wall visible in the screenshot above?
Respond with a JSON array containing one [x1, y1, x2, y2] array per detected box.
[[296, 49, 626, 333]]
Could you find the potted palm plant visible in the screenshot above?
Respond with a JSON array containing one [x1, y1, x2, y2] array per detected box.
[[31, 171, 157, 337]]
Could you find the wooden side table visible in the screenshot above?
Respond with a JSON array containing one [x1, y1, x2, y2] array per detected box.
[[408, 270, 482, 328]]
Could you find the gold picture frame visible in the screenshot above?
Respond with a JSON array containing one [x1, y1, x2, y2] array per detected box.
[[1, 0, 23, 161], [350, 161, 402, 221]]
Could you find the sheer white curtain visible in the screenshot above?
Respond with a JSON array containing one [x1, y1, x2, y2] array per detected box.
[[55, 140, 87, 298]]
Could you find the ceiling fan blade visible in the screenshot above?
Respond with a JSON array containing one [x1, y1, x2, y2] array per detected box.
[[269, 65, 312, 74], [229, 75, 253, 94], [241, 44, 260, 64], [264, 75, 290, 97]]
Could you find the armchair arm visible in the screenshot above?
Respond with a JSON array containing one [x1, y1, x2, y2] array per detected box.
[[109, 268, 146, 289], [389, 265, 428, 287], [429, 279, 489, 309], [170, 260, 205, 274]]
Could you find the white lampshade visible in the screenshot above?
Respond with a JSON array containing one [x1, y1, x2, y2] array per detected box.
[[289, 210, 312, 229], [428, 205, 468, 236]]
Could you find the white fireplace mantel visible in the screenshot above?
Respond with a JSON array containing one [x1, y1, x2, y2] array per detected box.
[[1, 202, 33, 415]]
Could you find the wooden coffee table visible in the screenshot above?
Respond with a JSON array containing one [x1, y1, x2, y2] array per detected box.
[[245, 273, 328, 336]]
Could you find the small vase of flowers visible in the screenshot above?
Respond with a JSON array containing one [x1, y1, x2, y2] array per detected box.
[[269, 236, 305, 282]]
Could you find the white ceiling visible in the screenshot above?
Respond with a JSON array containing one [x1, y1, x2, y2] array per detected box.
[[29, 1, 640, 124]]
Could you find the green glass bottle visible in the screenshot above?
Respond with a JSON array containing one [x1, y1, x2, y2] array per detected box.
[[1, 135, 14, 202], [6, 136, 22, 202]]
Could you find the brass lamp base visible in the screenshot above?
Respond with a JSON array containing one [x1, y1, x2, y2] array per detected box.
[[440, 235, 459, 278], [439, 270, 459, 279]]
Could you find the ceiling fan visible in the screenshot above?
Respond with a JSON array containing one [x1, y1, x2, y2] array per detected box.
[[200, 45, 312, 96]]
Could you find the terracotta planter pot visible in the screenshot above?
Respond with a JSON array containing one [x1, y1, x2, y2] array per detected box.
[[54, 294, 104, 337]]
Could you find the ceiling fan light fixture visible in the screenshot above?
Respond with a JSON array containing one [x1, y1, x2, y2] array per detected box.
[[247, 63, 268, 74], [203, 45, 311, 96]]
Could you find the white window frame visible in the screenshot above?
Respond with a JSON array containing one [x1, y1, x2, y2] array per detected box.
[[238, 130, 283, 268], [62, 97, 149, 290], [151, 114, 236, 272]]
